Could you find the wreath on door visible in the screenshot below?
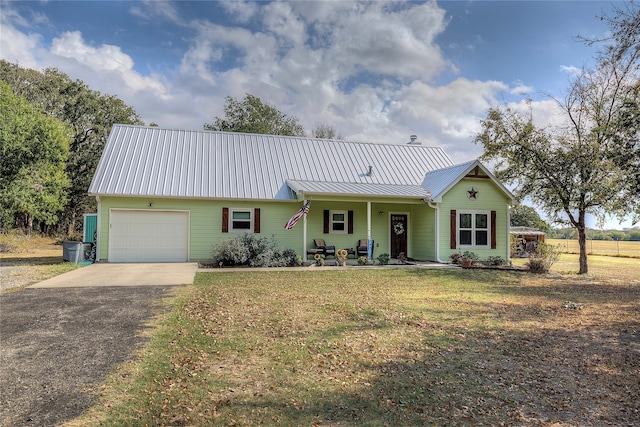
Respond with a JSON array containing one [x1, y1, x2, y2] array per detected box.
[[393, 222, 405, 235]]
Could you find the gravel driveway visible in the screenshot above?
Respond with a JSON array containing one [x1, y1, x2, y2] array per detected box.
[[0, 286, 174, 427]]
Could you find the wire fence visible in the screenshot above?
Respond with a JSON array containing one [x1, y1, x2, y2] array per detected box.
[[547, 238, 640, 258]]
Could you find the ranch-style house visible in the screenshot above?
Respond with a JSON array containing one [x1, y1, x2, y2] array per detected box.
[[88, 125, 515, 263]]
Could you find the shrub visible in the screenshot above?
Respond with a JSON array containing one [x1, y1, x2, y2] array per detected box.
[[250, 248, 298, 267], [485, 256, 506, 266], [357, 256, 369, 265], [526, 242, 561, 273], [211, 234, 298, 267], [450, 252, 462, 264], [377, 253, 390, 265]]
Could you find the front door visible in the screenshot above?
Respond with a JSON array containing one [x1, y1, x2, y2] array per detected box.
[[390, 214, 408, 258]]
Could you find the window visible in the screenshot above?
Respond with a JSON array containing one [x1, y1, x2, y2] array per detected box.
[[230, 209, 253, 232], [458, 211, 490, 247], [329, 210, 347, 234]]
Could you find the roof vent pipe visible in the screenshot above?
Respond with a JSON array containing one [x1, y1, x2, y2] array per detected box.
[[408, 134, 420, 145], [367, 165, 373, 176]]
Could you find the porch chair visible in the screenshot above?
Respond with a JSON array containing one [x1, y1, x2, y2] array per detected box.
[[356, 239, 373, 258], [313, 238, 336, 258]]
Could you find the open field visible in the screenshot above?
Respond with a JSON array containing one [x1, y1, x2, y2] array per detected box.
[[68, 256, 640, 426], [547, 238, 640, 258]]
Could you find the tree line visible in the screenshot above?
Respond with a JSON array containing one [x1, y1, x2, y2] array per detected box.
[[549, 227, 640, 242]]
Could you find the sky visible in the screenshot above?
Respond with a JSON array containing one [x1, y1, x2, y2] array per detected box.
[[1, 0, 635, 229]]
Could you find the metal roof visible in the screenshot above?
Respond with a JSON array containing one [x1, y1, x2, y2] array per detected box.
[[89, 125, 456, 200]]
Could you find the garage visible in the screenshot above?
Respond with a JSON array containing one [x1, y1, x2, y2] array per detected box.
[[108, 210, 189, 262]]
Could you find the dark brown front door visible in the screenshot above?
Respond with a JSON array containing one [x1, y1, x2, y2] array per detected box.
[[390, 214, 408, 258]]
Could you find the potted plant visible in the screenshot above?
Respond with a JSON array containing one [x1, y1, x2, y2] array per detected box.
[[314, 253, 325, 266], [336, 249, 349, 266], [460, 251, 478, 268], [357, 256, 369, 265]]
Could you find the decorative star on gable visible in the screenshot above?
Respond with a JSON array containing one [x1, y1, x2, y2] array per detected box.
[[467, 187, 478, 200]]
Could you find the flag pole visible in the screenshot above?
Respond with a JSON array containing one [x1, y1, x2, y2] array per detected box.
[[302, 198, 308, 261]]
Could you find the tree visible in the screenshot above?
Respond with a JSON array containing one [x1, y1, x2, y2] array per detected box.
[[609, 230, 627, 241], [0, 82, 70, 232], [0, 61, 143, 235], [510, 205, 550, 231], [475, 12, 639, 274], [311, 122, 342, 139], [205, 94, 305, 136]]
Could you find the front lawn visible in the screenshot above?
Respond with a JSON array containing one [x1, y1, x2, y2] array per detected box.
[[69, 262, 639, 426]]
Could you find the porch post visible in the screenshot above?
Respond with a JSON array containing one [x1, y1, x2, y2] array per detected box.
[[367, 201, 372, 260], [303, 198, 307, 260]]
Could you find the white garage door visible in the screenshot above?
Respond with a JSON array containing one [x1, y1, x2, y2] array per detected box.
[[109, 210, 189, 262]]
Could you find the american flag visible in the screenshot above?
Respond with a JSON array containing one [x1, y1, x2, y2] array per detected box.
[[284, 201, 311, 230]]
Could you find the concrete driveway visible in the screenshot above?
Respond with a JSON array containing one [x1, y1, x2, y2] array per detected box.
[[31, 262, 198, 288]]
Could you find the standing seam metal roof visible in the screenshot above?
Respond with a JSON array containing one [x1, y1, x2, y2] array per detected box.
[[89, 125, 457, 200]]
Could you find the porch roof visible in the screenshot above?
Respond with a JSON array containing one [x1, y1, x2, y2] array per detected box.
[[286, 179, 431, 200]]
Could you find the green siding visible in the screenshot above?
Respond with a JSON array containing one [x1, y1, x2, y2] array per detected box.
[[97, 185, 510, 263], [97, 197, 433, 262], [438, 178, 511, 261], [409, 204, 437, 261]]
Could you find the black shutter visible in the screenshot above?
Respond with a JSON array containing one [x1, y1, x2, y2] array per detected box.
[[491, 210, 497, 249], [450, 210, 457, 249], [324, 210, 329, 234], [254, 208, 261, 233], [348, 210, 354, 234], [222, 207, 229, 233]]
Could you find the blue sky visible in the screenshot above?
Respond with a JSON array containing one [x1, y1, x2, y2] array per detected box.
[[1, 0, 633, 229]]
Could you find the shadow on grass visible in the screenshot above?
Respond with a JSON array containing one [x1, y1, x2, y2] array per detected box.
[[0, 255, 64, 266], [207, 317, 639, 426]]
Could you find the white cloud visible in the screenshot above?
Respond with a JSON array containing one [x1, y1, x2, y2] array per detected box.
[[219, 0, 259, 23], [49, 31, 170, 98], [129, 0, 183, 25], [560, 65, 582, 76], [51, 31, 134, 71], [0, 2, 43, 68]]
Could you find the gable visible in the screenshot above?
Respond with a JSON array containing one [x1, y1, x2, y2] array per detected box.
[[422, 160, 515, 203]]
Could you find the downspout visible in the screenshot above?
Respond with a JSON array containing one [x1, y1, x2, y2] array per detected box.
[[95, 195, 101, 262], [427, 200, 449, 263], [506, 203, 512, 265]]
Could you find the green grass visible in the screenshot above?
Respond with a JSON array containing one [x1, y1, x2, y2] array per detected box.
[[68, 267, 640, 426]]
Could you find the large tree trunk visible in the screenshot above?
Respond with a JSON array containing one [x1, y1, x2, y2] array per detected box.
[[577, 211, 588, 274], [26, 213, 33, 236], [67, 211, 76, 238]]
